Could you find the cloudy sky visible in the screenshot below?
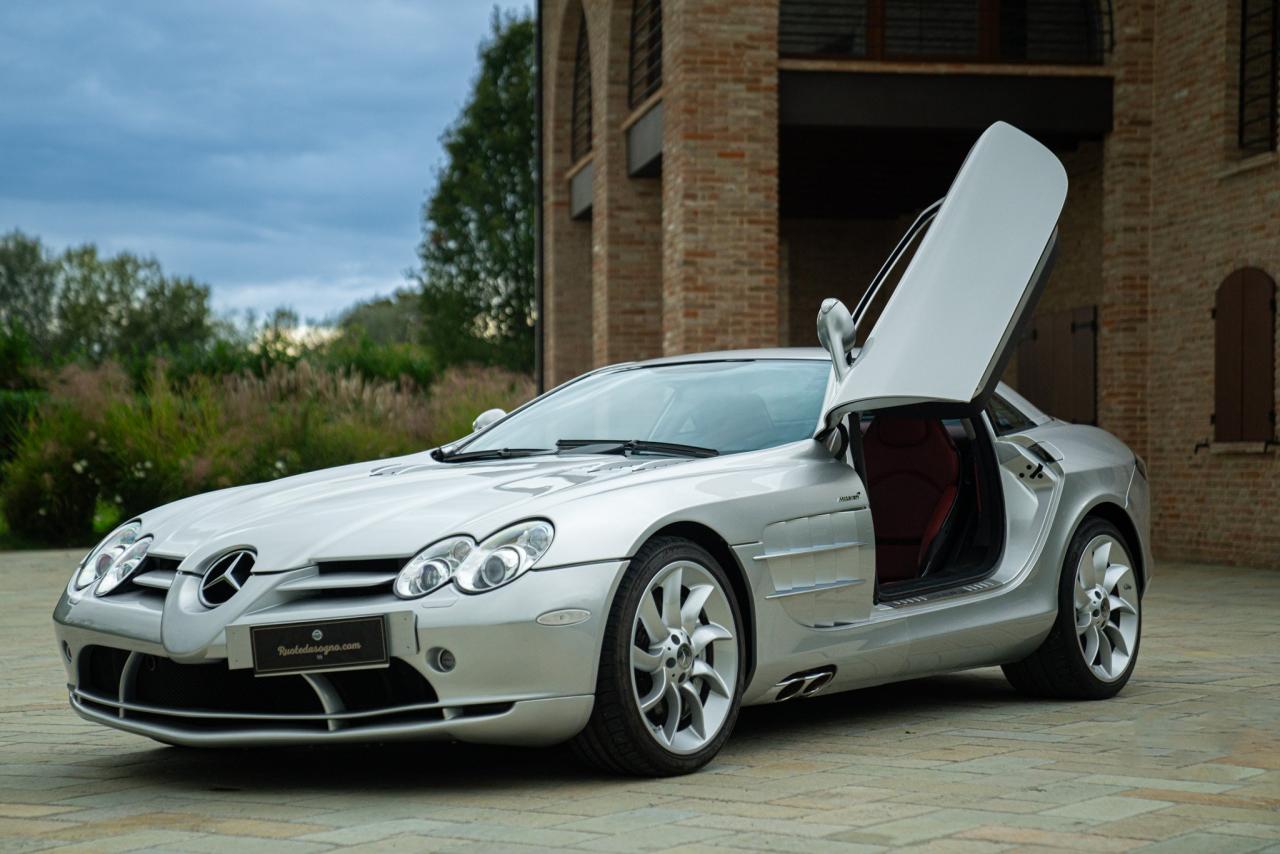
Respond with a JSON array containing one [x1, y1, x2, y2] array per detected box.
[[0, 0, 530, 322]]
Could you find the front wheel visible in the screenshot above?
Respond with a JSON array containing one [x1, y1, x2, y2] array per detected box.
[[1003, 518, 1142, 699], [572, 536, 743, 776]]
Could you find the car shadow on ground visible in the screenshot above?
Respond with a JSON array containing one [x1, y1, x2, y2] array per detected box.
[[109, 670, 1037, 793]]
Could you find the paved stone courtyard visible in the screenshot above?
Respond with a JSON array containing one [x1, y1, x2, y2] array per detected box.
[[2, 550, 1278, 853]]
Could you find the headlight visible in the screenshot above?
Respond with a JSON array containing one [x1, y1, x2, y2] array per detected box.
[[393, 520, 555, 599], [96, 536, 152, 596], [71, 522, 153, 596], [394, 535, 474, 598]]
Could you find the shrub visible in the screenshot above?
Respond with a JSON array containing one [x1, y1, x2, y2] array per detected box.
[[0, 361, 535, 546], [425, 364, 535, 445], [0, 389, 45, 465]]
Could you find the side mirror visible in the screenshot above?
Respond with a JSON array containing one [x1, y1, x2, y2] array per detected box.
[[816, 298, 856, 381], [472, 408, 506, 432]]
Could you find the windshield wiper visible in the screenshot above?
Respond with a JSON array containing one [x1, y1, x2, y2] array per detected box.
[[555, 439, 719, 458], [431, 447, 555, 463]]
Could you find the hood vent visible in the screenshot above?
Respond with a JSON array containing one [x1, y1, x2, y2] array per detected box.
[[370, 463, 433, 477]]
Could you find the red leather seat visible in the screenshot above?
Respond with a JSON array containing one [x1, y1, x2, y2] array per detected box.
[[862, 417, 960, 584]]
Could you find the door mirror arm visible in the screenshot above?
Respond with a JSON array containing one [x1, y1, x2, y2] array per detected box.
[[817, 299, 857, 381]]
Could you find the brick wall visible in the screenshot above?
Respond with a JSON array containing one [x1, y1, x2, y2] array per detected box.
[[590, 0, 663, 367], [660, 0, 781, 355], [1097, 0, 1155, 459], [780, 218, 899, 346], [1145, 1, 1280, 567], [541, 0, 594, 387]]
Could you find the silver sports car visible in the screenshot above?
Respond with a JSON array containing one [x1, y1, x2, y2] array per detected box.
[[53, 123, 1150, 776]]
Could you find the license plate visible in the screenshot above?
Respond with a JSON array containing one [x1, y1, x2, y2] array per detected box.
[[251, 616, 388, 676]]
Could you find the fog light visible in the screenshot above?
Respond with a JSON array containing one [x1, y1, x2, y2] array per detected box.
[[428, 647, 456, 673]]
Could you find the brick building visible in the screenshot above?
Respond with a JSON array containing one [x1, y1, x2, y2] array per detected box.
[[536, 0, 1280, 568]]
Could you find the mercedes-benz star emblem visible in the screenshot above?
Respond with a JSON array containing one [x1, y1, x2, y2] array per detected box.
[[198, 550, 256, 608], [311, 629, 324, 642]]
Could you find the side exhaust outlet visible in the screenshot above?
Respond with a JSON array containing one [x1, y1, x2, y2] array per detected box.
[[770, 666, 836, 702]]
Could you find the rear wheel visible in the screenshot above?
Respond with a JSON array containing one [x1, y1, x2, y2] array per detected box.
[[572, 536, 743, 776], [1003, 518, 1141, 699]]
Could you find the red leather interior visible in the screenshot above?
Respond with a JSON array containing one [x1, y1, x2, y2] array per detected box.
[[862, 417, 961, 584]]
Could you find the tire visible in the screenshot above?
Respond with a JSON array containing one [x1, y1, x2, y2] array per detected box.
[[572, 536, 745, 776], [1003, 517, 1142, 700]]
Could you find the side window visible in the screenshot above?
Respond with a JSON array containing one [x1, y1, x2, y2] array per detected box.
[[1214, 268, 1276, 442], [1238, 0, 1278, 154], [986, 394, 1036, 435]]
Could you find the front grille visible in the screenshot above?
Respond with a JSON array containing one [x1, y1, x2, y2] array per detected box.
[[119, 555, 182, 600], [318, 558, 406, 574], [277, 558, 409, 599], [71, 645, 482, 735]]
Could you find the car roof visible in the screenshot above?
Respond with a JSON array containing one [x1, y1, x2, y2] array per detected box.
[[629, 347, 829, 367]]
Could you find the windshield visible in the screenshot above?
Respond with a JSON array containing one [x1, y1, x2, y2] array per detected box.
[[463, 360, 832, 456]]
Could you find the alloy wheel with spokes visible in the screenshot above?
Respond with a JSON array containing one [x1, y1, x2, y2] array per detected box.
[[1003, 517, 1143, 700], [630, 560, 739, 755], [572, 536, 744, 776], [1073, 535, 1140, 682]]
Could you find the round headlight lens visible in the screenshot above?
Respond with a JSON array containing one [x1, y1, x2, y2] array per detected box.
[[73, 522, 141, 591], [479, 547, 521, 588], [96, 536, 152, 596]]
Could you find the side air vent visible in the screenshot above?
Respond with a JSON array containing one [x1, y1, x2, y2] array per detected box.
[[198, 550, 256, 608]]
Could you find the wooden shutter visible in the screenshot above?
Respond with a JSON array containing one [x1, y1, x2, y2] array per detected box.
[[1016, 306, 1097, 424], [1216, 268, 1277, 442], [1069, 306, 1097, 425]]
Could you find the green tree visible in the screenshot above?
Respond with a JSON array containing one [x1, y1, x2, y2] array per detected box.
[[418, 9, 535, 373], [0, 231, 58, 366], [0, 230, 218, 372], [339, 290, 422, 346], [54, 244, 216, 365]]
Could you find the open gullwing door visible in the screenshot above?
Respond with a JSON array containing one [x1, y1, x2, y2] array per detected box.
[[820, 122, 1068, 427]]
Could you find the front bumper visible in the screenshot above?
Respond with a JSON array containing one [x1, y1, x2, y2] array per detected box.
[[53, 560, 625, 747]]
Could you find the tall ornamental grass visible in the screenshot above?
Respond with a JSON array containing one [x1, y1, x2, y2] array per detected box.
[[0, 363, 533, 545]]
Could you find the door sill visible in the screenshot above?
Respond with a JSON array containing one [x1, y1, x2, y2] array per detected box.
[[877, 574, 1001, 608]]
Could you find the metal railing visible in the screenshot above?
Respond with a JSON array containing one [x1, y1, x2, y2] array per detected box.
[[780, 0, 1114, 66]]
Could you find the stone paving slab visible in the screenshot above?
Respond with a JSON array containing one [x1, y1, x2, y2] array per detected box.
[[1, 550, 1278, 852]]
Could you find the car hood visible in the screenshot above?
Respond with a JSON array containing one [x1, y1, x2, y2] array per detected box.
[[141, 452, 694, 572]]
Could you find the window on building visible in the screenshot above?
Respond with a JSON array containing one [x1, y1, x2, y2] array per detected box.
[[629, 0, 662, 108], [1214, 268, 1276, 442], [570, 12, 593, 163], [1239, 0, 1279, 154], [1015, 305, 1097, 425]]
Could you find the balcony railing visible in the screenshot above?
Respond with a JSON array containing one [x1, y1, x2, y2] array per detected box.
[[780, 0, 1114, 66]]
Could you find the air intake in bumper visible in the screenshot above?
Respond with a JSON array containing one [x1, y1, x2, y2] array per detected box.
[[72, 645, 508, 736]]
